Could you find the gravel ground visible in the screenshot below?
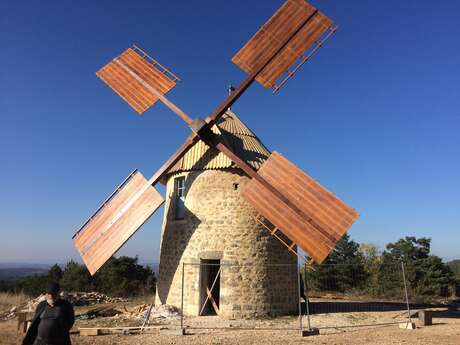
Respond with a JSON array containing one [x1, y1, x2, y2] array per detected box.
[[2, 307, 459, 345]]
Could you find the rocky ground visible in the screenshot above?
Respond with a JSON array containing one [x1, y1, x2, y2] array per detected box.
[[1, 293, 459, 345]]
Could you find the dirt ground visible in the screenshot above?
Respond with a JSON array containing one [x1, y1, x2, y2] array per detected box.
[[1, 306, 459, 345]]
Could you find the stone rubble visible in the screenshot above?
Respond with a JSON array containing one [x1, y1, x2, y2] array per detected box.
[[1, 289, 181, 325], [146, 304, 181, 322], [109, 304, 181, 322], [0, 291, 129, 321], [62, 292, 128, 306]]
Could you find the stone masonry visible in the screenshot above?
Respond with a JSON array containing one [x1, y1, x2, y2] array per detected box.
[[156, 168, 298, 318]]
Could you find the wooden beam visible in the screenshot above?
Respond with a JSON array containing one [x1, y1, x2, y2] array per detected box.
[[79, 326, 159, 336], [206, 287, 220, 315], [147, 132, 199, 186], [147, 7, 320, 186], [253, 214, 301, 259]]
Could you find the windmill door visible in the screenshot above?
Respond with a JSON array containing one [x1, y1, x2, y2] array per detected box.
[[199, 259, 220, 315]]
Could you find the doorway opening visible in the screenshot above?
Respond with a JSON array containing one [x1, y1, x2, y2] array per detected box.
[[199, 259, 220, 316]]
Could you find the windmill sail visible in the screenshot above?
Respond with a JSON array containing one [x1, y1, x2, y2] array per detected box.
[[242, 152, 358, 264], [73, 170, 164, 275], [232, 0, 333, 90], [96, 46, 179, 114]]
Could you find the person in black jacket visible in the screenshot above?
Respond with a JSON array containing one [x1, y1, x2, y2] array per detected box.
[[22, 282, 74, 345]]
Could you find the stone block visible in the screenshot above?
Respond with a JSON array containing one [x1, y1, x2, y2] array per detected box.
[[399, 322, 416, 330], [418, 310, 432, 326], [300, 328, 319, 336]]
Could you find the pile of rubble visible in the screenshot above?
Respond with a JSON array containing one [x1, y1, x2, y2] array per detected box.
[[118, 303, 180, 321], [77, 303, 181, 322], [64, 292, 128, 306], [0, 305, 23, 321], [0, 292, 129, 321], [147, 304, 180, 321], [1, 291, 180, 324]]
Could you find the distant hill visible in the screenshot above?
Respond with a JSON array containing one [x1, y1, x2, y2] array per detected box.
[[0, 265, 49, 281], [0, 263, 50, 269], [447, 260, 460, 279]]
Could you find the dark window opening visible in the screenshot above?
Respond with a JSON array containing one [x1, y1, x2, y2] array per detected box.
[[174, 176, 185, 219]]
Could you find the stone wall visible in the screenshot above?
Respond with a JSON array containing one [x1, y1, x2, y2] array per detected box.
[[156, 168, 298, 318]]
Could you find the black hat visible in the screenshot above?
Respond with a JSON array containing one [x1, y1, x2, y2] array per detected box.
[[46, 282, 60, 294]]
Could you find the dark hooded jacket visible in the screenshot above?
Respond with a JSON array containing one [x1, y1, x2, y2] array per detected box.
[[22, 299, 74, 345]]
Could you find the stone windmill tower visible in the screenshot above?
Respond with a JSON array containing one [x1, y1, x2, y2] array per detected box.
[[156, 109, 298, 318]]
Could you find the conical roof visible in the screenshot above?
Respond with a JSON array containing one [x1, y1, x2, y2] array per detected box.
[[166, 110, 270, 176]]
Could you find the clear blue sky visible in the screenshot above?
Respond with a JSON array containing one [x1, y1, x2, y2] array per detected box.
[[1, 0, 459, 265]]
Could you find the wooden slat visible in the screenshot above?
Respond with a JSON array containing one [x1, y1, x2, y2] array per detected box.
[[242, 152, 358, 264], [96, 48, 177, 114], [244, 179, 331, 262], [120, 49, 174, 94], [74, 171, 146, 251], [74, 171, 164, 275], [206, 287, 220, 315], [232, 0, 332, 89], [98, 64, 149, 113]]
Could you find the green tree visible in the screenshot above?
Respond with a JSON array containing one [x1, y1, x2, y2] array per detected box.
[[48, 264, 63, 283], [447, 260, 460, 297], [359, 243, 381, 295], [383, 237, 430, 262], [307, 235, 368, 293], [447, 260, 460, 280], [379, 237, 455, 300], [60, 260, 93, 292], [17, 274, 49, 296], [93, 256, 155, 297]]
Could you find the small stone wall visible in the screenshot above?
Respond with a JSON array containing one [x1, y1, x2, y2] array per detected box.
[[156, 168, 298, 318]]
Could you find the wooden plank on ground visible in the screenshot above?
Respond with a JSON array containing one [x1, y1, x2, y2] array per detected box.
[[79, 326, 160, 336]]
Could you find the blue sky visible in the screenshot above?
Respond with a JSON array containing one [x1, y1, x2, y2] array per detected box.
[[0, 0, 459, 265]]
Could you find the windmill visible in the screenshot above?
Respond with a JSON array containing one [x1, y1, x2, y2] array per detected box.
[[73, 0, 358, 317]]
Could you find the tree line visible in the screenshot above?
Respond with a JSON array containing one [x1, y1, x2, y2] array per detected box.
[[0, 256, 155, 297], [304, 235, 458, 302], [0, 237, 457, 301]]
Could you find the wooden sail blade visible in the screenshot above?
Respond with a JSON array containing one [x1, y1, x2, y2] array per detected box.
[[96, 46, 179, 114], [73, 170, 164, 275], [242, 152, 358, 264], [232, 0, 333, 90]]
